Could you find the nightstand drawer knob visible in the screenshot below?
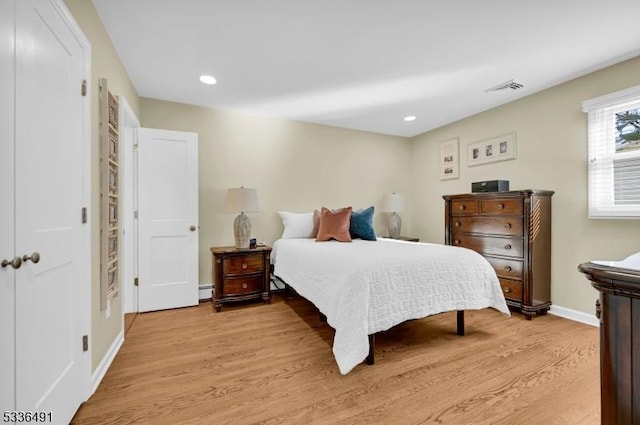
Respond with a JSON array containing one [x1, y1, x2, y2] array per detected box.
[[504, 223, 512, 229], [504, 266, 512, 272], [241, 262, 248, 270], [504, 244, 512, 250], [504, 287, 511, 293], [453, 239, 460, 245], [498, 203, 504, 209], [459, 205, 466, 211], [455, 221, 461, 227], [242, 282, 248, 289]]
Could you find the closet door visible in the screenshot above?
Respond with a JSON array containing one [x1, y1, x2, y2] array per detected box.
[[13, 0, 86, 420], [0, 0, 16, 413]]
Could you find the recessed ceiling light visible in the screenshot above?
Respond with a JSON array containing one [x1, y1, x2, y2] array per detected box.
[[404, 115, 416, 122], [199, 74, 217, 85]]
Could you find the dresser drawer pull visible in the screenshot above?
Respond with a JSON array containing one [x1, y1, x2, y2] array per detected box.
[[504, 223, 512, 229], [504, 265, 512, 272], [453, 239, 461, 245], [503, 287, 511, 293], [498, 203, 504, 209], [504, 244, 512, 250], [241, 262, 248, 270], [242, 282, 248, 289], [455, 221, 462, 227], [459, 205, 466, 211]]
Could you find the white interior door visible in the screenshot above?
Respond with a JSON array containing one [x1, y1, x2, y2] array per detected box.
[[0, 0, 16, 413], [13, 0, 87, 422], [138, 128, 199, 312]]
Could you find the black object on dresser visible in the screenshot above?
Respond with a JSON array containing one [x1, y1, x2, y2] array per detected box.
[[210, 246, 272, 312], [443, 190, 554, 319], [471, 180, 510, 193]]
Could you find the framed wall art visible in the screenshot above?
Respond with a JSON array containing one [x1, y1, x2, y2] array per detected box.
[[439, 137, 459, 180], [468, 132, 517, 166]]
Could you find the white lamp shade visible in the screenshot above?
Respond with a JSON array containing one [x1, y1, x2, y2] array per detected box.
[[225, 187, 258, 213], [382, 193, 406, 213]]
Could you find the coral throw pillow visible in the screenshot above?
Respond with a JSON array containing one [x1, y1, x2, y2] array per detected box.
[[316, 207, 352, 242]]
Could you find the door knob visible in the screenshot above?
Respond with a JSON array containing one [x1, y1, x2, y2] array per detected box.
[[22, 252, 40, 264], [189, 225, 199, 232], [1, 256, 22, 269]]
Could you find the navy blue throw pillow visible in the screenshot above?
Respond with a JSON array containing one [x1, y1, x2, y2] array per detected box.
[[350, 206, 377, 241]]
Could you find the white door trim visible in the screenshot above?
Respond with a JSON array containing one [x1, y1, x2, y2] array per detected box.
[[120, 97, 140, 315]]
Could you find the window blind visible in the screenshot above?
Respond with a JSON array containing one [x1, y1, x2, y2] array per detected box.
[[583, 85, 640, 218]]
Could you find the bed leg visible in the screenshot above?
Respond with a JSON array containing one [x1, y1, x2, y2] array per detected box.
[[366, 334, 375, 365], [457, 310, 465, 336]]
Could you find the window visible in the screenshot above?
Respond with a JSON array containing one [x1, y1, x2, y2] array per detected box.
[[583, 85, 640, 218]]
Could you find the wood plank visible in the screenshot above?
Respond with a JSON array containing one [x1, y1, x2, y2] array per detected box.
[[72, 294, 599, 425]]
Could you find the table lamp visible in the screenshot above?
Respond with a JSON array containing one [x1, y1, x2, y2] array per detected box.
[[382, 192, 405, 239], [225, 187, 258, 248]]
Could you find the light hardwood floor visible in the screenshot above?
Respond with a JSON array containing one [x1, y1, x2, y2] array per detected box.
[[72, 293, 600, 425]]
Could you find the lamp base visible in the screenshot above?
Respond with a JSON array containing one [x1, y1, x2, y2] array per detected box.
[[388, 212, 401, 239], [234, 212, 252, 249]]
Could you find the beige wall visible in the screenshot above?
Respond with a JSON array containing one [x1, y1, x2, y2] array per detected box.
[[410, 56, 640, 315], [65, 0, 140, 371], [140, 99, 412, 285]]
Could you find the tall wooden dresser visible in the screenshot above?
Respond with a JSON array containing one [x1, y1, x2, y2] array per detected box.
[[443, 190, 554, 319]]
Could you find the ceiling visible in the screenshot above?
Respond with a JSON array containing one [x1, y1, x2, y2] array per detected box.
[[92, 0, 640, 137]]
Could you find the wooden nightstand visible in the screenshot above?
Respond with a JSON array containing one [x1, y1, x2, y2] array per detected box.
[[398, 236, 419, 242], [210, 245, 272, 312]]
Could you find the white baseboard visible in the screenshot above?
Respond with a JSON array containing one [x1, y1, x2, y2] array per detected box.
[[199, 283, 212, 301], [91, 330, 124, 394], [548, 305, 599, 327]]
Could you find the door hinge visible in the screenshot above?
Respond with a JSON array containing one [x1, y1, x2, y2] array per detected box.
[[133, 143, 139, 153], [81, 207, 87, 224], [81, 80, 87, 97], [82, 335, 89, 352], [134, 210, 138, 219], [134, 277, 139, 287]]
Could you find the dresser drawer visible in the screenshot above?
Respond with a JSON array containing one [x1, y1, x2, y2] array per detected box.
[[452, 235, 524, 258], [499, 278, 523, 302], [451, 200, 479, 215], [451, 216, 523, 237], [485, 257, 524, 279], [223, 275, 263, 296], [480, 198, 522, 215], [224, 254, 264, 275]]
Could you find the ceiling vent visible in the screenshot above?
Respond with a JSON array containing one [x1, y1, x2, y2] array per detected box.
[[485, 79, 524, 92]]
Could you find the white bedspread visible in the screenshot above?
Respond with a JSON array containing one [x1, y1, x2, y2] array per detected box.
[[272, 238, 510, 375]]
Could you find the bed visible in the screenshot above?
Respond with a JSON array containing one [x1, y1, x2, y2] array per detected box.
[[272, 237, 510, 375]]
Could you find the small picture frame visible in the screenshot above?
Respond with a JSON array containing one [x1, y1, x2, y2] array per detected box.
[[468, 132, 517, 166], [439, 137, 460, 180]]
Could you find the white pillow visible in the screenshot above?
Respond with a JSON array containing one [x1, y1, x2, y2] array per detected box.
[[278, 211, 315, 239]]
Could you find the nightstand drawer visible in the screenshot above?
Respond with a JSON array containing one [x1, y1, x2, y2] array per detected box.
[[451, 235, 523, 258], [224, 254, 263, 275], [451, 216, 523, 237], [485, 257, 523, 279], [223, 275, 263, 296], [499, 278, 523, 301]]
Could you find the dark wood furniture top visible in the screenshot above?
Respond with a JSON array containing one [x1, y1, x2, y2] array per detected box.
[[398, 236, 419, 242], [211, 246, 272, 312], [579, 261, 640, 425], [443, 190, 554, 319]]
